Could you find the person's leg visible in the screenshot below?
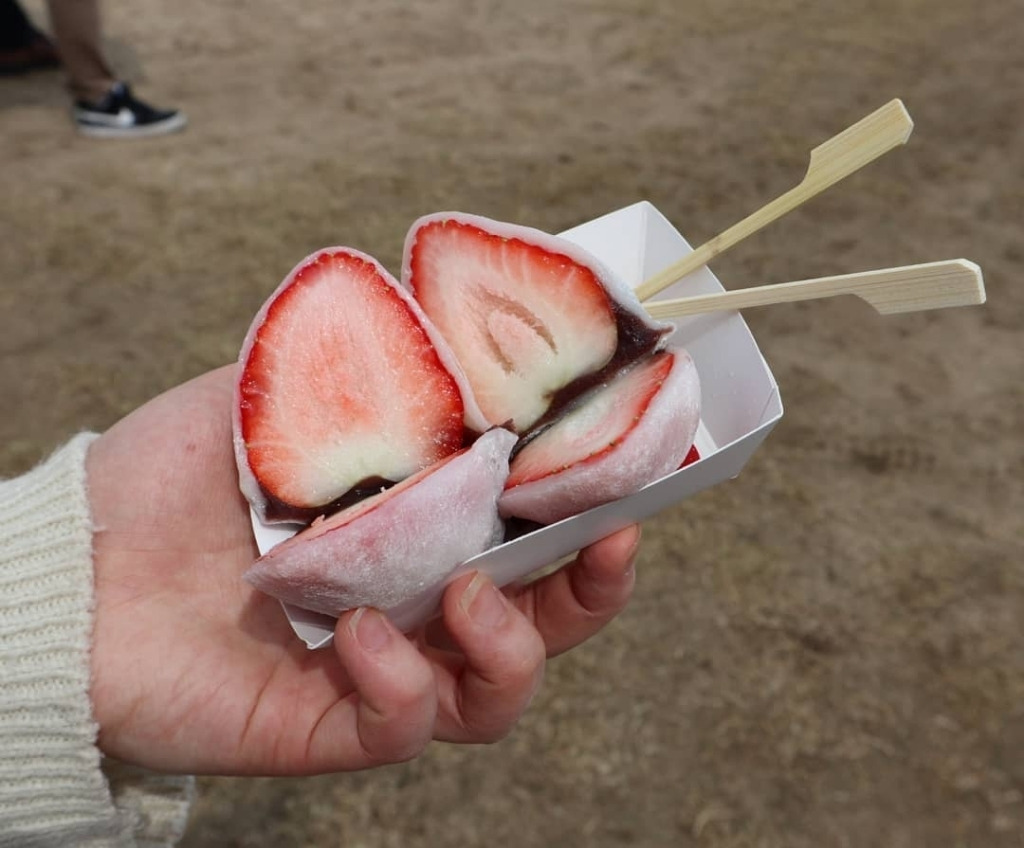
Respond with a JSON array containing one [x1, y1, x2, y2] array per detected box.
[[44, 0, 186, 137], [45, 0, 115, 102]]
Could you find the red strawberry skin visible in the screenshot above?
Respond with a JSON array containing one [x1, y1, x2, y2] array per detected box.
[[404, 214, 668, 434], [235, 248, 468, 523], [499, 349, 700, 524]]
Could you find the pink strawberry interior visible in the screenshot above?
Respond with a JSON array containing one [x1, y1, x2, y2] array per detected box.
[[506, 352, 675, 488], [409, 219, 621, 432], [240, 250, 466, 518]]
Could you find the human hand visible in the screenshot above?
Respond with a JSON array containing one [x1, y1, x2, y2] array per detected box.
[[86, 365, 640, 776]]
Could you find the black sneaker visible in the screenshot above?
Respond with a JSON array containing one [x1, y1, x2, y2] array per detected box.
[[72, 82, 187, 138]]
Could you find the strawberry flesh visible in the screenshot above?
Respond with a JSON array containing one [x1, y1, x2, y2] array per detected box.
[[236, 248, 468, 523], [499, 349, 700, 525], [404, 213, 668, 434]]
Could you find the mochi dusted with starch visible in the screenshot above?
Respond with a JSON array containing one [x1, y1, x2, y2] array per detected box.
[[403, 212, 671, 434], [234, 247, 487, 524], [499, 349, 701, 525], [243, 427, 518, 616]]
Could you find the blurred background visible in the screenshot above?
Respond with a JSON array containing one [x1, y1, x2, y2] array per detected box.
[[2, 0, 1022, 845]]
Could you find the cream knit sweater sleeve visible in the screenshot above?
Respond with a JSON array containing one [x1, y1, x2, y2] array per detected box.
[[0, 434, 194, 847]]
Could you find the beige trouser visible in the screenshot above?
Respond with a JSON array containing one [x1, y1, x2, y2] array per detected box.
[[46, 0, 116, 103]]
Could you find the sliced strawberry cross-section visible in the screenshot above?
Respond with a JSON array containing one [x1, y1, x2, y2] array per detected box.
[[403, 213, 669, 434], [499, 349, 701, 525], [234, 247, 472, 523]]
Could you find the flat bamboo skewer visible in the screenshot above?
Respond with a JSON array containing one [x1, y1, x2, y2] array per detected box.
[[635, 99, 915, 302], [644, 260, 985, 320]]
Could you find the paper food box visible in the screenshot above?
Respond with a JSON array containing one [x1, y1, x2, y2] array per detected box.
[[249, 201, 784, 648]]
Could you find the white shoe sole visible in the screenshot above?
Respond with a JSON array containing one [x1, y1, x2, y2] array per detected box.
[[75, 112, 188, 139]]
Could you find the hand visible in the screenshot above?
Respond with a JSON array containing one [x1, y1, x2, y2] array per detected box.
[[86, 365, 640, 776]]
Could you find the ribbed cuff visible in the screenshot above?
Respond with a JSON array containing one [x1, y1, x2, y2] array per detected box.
[[103, 761, 195, 848], [0, 435, 192, 847]]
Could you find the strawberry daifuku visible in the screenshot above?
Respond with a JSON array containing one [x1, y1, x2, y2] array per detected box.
[[243, 427, 518, 616], [499, 349, 701, 525], [234, 213, 706, 629], [403, 212, 671, 434], [234, 247, 487, 524]]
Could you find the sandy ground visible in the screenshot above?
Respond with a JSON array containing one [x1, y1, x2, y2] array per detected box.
[[2, 0, 1022, 845]]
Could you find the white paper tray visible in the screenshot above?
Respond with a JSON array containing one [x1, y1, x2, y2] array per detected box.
[[250, 201, 783, 647]]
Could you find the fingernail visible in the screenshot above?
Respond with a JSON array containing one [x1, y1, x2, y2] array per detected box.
[[625, 526, 642, 573], [459, 573, 508, 628], [349, 608, 392, 652]]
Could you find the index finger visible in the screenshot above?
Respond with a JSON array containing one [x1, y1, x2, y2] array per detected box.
[[507, 524, 641, 658], [429, 572, 547, 744]]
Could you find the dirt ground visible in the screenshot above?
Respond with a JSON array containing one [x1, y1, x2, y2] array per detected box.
[[2, 0, 1022, 845]]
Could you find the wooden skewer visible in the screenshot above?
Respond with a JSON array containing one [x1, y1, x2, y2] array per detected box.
[[635, 99, 915, 302], [644, 260, 985, 320]]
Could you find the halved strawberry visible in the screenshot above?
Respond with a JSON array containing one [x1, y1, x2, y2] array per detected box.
[[234, 247, 478, 523], [243, 427, 517, 616], [499, 349, 701, 525], [403, 213, 669, 433]]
